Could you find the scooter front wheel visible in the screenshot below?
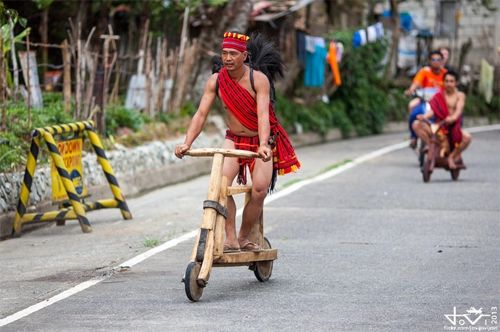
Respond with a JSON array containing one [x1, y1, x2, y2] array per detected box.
[[451, 169, 460, 180], [184, 262, 204, 302], [422, 155, 432, 182]]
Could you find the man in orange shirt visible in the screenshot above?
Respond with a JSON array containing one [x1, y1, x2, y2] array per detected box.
[[405, 50, 447, 148]]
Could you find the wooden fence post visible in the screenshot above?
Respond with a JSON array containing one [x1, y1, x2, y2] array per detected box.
[[61, 40, 72, 114], [100, 32, 120, 135]]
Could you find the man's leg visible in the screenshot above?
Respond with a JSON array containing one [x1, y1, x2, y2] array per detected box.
[[238, 156, 273, 250], [411, 119, 432, 145], [408, 100, 425, 147], [448, 130, 472, 169], [221, 139, 240, 250]]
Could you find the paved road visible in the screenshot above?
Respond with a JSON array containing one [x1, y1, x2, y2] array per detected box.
[[1, 128, 499, 331]]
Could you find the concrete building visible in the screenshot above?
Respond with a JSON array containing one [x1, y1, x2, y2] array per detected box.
[[397, 0, 499, 68]]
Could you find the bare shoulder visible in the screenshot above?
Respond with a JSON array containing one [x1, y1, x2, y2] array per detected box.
[[252, 69, 270, 89], [457, 90, 466, 100], [204, 73, 219, 91]]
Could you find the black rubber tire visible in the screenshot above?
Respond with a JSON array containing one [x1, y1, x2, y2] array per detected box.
[[422, 156, 432, 183], [253, 237, 273, 282], [184, 262, 203, 302], [451, 169, 460, 181], [418, 140, 426, 167]]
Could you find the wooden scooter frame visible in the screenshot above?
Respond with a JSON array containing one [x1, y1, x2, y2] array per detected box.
[[421, 120, 466, 182], [182, 148, 278, 302]]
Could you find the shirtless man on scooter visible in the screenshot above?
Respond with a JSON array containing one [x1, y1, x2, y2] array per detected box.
[[412, 71, 472, 169]]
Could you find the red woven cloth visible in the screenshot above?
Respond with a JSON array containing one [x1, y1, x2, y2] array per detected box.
[[225, 130, 259, 186], [429, 91, 462, 150], [218, 67, 301, 177]]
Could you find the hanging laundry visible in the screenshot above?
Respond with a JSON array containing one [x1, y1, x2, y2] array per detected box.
[[304, 37, 327, 87], [352, 29, 367, 48], [335, 42, 344, 63], [367, 25, 377, 42], [296, 31, 307, 68], [326, 41, 342, 86], [305, 35, 316, 53], [478, 59, 494, 103], [375, 22, 384, 38], [314, 36, 325, 49]]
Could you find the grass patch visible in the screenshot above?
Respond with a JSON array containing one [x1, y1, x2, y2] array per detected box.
[[142, 237, 161, 248], [320, 159, 352, 173], [280, 159, 353, 188], [281, 179, 303, 188]]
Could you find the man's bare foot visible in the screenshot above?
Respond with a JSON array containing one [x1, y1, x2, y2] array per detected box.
[[238, 238, 264, 252], [223, 243, 240, 253], [448, 155, 457, 170], [223, 241, 240, 252], [240, 241, 264, 252]]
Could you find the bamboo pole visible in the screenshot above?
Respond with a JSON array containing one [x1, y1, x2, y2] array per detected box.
[[145, 33, 152, 117], [9, 17, 19, 103], [82, 51, 97, 120], [61, 40, 72, 114], [109, 66, 121, 107], [168, 7, 189, 114], [154, 38, 167, 113], [1, 34, 6, 131], [75, 23, 82, 119], [100, 30, 119, 135], [26, 31, 31, 128], [81, 28, 97, 118]]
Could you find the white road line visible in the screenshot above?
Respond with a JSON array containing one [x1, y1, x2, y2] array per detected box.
[[0, 280, 102, 326], [1, 125, 497, 326]]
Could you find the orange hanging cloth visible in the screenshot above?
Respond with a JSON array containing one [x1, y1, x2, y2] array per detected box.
[[327, 41, 342, 86]]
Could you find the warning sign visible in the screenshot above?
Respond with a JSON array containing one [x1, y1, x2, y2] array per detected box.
[[51, 138, 88, 203]]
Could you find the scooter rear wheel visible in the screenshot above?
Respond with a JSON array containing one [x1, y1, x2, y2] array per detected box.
[[451, 169, 460, 180], [253, 237, 273, 282]]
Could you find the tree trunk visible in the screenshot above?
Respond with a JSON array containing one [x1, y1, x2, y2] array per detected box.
[[9, 17, 19, 102], [75, 0, 90, 45], [189, 0, 255, 105], [384, 0, 400, 80], [1, 34, 6, 131], [39, 7, 49, 83]]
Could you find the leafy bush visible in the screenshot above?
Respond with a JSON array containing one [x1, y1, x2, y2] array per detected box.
[[464, 94, 500, 121], [0, 131, 26, 173], [275, 92, 354, 138], [387, 88, 409, 122], [326, 30, 390, 136], [105, 106, 146, 135]]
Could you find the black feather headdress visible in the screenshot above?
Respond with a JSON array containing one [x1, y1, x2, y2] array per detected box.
[[212, 32, 285, 84]]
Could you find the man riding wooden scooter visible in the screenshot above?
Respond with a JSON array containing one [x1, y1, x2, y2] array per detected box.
[[411, 71, 472, 182]]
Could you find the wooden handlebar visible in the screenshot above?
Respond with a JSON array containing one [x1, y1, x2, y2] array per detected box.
[[184, 148, 262, 159]]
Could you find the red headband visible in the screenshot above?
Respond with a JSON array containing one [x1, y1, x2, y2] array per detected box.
[[222, 32, 249, 53]]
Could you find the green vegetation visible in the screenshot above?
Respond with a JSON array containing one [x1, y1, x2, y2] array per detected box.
[[0, 94, 74, 172], [142, 237, 160, 248], [463, 95, 500, 122], [276, 31, 406, 138], [0, 94, 194, 172], [321, 159, 353, 173]]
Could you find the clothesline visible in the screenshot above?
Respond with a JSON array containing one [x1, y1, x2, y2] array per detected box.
[[296, 22, 385, 89]]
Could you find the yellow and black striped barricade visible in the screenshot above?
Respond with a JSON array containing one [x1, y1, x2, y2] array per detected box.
[[12, 120, 132, 237]]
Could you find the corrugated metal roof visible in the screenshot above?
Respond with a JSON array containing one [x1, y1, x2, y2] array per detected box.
[[252, 0, 317, 22]]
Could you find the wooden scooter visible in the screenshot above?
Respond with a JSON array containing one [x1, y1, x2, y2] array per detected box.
[[421, 120, 466, 182], [181, 148, 278, 302]]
